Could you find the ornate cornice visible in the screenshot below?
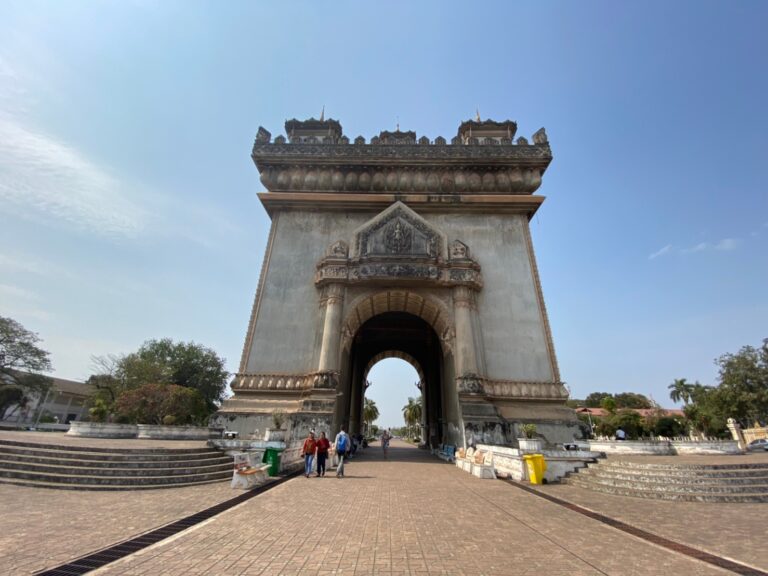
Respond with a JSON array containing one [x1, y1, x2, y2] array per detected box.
[[251, 121, 552, 195]]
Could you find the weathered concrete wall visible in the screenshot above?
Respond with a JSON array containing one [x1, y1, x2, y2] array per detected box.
[[243, 207, 554, 385], [427, 212, 553, 383], [244, 211, 367, 374]]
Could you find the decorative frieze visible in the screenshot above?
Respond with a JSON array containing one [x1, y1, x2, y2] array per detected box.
[[316, 252, 482, 289], [256, 164, 546, 195], [456, 374, 567, 400], [231, 371, 341, 392], [482, 378, 569, 401]]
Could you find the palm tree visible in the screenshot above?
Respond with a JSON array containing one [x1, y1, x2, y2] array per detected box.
[[668, 378, 694, 405], [363, 398, 379, 434], [402, 397, 423, 439]]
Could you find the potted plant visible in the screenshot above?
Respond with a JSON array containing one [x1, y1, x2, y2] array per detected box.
[[518, 423, 544, 452], [264, 410, 286, 442]]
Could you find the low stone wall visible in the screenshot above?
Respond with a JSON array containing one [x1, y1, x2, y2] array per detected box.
[[208, 439, 286, 457], [588, 440, 671, 455], [671, 440, 741, 455], [476, 444, 601, 483], [68, 422, 221, 440], [67, 422, 138, 439], [136, 425, 219, 440], [588, 439, 741, 455]]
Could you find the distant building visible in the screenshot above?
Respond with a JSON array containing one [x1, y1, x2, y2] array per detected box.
[[1, 375, 95, 426], [574, 407, 685, 419]]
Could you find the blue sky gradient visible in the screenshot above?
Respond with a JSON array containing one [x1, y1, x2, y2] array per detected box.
[[1, 1, 766, 428]]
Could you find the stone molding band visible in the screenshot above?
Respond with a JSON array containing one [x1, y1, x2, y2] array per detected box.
[[457, 374, 568, 401], [231, 370, 339, 392], [256, 164, 547, 195]]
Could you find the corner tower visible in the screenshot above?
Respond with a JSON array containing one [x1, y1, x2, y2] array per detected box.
[[215, 116, 579, 447]]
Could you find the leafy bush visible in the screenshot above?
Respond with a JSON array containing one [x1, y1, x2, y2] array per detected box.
[[113, 383, 208, 425], [521, 423, 537, 438], [653, 416, 685, 437], [595, 410, 644, 439], [88, 398, 110, 423]]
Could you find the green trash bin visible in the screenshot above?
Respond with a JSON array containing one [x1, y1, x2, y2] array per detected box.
[[262, 447, 284, 476]]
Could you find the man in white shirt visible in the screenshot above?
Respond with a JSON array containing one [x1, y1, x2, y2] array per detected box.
[[615, 427, 626, 441], [334, 426, 350, 478]]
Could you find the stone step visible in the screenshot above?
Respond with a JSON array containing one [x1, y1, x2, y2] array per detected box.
[[563, 477, 768, 503], [0, 475, 230, 491], [0, 458, 232, 477], [578, 467, 768, 484], [0, 438, 214, 455], [0, 451, 231, 469], [0, 466, 232, 486], [596, 460, 768, 472], [0, 445, 225, 462], [569, 474, 768, 494]]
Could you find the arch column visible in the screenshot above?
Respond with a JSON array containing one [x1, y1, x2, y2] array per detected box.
[[453, 286, 479, 378], [318, 283, 345, 373]]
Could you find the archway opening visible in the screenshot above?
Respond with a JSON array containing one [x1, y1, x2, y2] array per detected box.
[[365, 358, 422, 440], [337, 311, 446, 448]]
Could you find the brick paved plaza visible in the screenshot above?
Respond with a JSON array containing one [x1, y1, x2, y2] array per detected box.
[[1, 437, 767, 575]]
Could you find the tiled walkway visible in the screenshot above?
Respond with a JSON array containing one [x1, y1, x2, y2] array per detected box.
[[2, 437, 766, 575]]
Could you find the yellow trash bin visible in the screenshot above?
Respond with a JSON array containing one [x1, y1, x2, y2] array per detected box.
[[523, 454, 547, 484]]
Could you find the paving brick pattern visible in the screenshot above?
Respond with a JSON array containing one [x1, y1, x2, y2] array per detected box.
[[88, 442, 734, 576], [0, 481, 234, 574], [538, 480, 768, 572]]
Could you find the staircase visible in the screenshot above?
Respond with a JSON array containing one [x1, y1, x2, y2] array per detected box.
[[0, 438, 233, 490], [564, 458, 768, 502]]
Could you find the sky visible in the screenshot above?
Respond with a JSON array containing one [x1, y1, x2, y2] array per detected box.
[[0, 1, 766, 429]]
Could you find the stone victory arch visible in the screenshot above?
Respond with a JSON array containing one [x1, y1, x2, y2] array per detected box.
[[215, 117, 580, 447]]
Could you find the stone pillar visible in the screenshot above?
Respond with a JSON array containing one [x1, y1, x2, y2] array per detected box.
[[727, 418, 747, 451], [453, 286, 478, 378], [349, 374, 362, 435], [318, 283, 345, 372]]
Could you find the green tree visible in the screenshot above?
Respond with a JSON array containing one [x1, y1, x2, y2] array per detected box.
[[90, 339, 228, 413], [682, 382, 726, 437], [585, 392, 613, 408], [653, 416, 686, 437], [714, 338, 768, 425], [0, 316, 52, 417], [668, 378, 694, 405], [363, 398, 379, 432], [113, 383, 209, 425], [600, 396, 617, 414], [614, 392, 652, 409], [402, 396, 423, 439]]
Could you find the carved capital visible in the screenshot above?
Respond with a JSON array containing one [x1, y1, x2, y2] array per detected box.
[[312, 371, 339, 389], [457, 373, 484, 394], [453, 286, 476, 309]]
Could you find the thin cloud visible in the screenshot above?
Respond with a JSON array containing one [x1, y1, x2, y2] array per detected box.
[[681, 242, 709, 254], [648, 244, 672, 260], [0, 115, 146, 238], [714, 238, 739, 251], [650, 237, 745, 260]]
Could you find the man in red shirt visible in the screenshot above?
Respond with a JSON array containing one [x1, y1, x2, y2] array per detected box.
[[315, 431, 331, 477]]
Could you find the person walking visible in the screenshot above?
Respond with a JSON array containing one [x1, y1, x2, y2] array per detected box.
[[302, 431, 317, 478], [381, 428, 391, 458], [334, 426, 350, 478], [315, 431, 331, 477]]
